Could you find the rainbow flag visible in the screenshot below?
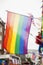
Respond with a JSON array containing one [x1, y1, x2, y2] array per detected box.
[[3, 11, 32, 54]]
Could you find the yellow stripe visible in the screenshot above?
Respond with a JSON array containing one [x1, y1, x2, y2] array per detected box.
[[10, 32, 16, 54], [10, 14, 20, 54]]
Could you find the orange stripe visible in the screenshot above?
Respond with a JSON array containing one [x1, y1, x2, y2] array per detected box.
[[7, 27, 12, 52], [6, 12, 15, 53]]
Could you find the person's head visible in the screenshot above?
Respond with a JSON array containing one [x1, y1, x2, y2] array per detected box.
[[38, 32, 41, 35]]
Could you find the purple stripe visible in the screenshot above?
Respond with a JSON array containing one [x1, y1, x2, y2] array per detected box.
[[24, 17, 32, 54]]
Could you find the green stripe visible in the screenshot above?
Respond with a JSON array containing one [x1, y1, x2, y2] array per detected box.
[[42, 32, 43, 35], [42, 17, 43, 28], [42, 22, 43, 28], [15, 15, 24, 54], [41, 16, 43, 39]]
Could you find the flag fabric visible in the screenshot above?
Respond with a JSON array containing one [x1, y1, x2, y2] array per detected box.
[[3, 11, 32, 54]]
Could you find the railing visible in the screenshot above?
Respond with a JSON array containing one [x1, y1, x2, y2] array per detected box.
[[0, 54, 21, 65]]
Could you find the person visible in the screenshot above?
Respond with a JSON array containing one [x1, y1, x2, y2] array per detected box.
[[39, 43, 43, 53], [35, 32, 43, 54], [40, 57, 43, 65], [36, 32, 41, 45]]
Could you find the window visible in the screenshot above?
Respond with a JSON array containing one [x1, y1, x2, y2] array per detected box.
[[0, 27, 2, 32], [0, 35, 2, 40], [0, 44, 2, 49]]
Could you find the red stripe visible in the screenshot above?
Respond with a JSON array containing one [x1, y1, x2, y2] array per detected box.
[[3, 25, 10, 50]]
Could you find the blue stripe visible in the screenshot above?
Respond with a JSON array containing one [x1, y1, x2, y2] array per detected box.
[[19, 16, 29, 54]]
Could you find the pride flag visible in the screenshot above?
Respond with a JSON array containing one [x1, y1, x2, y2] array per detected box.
[[3, 11, 32, 54]]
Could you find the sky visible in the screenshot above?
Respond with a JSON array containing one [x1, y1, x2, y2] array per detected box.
[[0, 0, 42, 50]]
